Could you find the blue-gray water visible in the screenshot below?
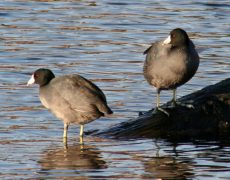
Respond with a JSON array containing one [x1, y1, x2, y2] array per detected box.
[[0, 0, 229, 179]]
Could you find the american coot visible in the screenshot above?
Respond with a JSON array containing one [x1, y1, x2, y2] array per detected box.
[[143, 28, 199, 115], [27, 69, 113, 144]]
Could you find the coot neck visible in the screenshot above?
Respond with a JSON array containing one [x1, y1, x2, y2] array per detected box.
[[171, 41, 189, 52], [40, 75, 55, 87]]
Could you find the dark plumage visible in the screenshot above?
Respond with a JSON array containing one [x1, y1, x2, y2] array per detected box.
[[27, 68, 113, 143], [143, 28, 199, 112]]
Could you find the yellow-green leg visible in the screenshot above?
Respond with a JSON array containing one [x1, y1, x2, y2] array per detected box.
[[172, 89, 177, 106], [173, 89, 176, 101], [171, 89, 194, 109], [63, 123, 68, 138], [156, 89, 160, 108], [63, 123, 68, 145], [79, 125, 84, 144], [155, 89, 169, 116], [80, 124, 84, 137]]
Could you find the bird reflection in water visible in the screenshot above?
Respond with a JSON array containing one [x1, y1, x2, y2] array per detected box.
[[37, 144, 107, 177], [144, 156, 194, 179], [142, 142, 195, 179]]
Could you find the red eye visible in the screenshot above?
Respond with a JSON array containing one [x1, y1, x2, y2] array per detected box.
[[172, 34, 176, 38], [34, 74, 38, 78]]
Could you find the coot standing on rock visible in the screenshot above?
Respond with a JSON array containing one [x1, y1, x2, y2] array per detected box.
[[143, 28, 199, 115], [27, 68, 113, 144]]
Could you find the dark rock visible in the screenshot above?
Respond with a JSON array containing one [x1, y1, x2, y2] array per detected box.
[[94, 78, 230, 141]]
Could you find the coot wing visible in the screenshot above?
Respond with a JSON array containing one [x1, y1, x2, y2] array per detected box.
[[49, 75, 108, 114]]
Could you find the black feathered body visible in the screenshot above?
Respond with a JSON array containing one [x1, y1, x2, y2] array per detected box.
[[143, 40, 199, 90], [39, 74, 112, 125]]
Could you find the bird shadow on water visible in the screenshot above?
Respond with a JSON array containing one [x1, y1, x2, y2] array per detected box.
[[36, 142, 107, 178]]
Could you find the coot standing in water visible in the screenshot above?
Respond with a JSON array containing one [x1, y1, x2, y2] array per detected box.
[[27, 69, 113, 144], [143, 28, 199, 115]]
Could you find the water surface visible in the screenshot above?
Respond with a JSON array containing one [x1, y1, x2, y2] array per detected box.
[[0, 0, 229, 179]]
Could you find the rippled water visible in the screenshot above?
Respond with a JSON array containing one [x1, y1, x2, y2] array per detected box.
[[0, 0, 229, 179]]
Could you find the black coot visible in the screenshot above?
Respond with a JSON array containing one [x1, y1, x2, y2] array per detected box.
[[27, 68, 113, 143], [143, 28, 199, 114]]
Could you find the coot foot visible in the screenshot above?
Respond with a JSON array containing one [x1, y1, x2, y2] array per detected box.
[[167, 100, 194, 109], [176, 101, 194, 109], [153, 107, 169, 116], [139, 111, 144, 116]]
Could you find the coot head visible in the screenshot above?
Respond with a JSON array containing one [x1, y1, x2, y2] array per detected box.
[[27, 68, 55, 87], [163, 28, 189, 47]]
